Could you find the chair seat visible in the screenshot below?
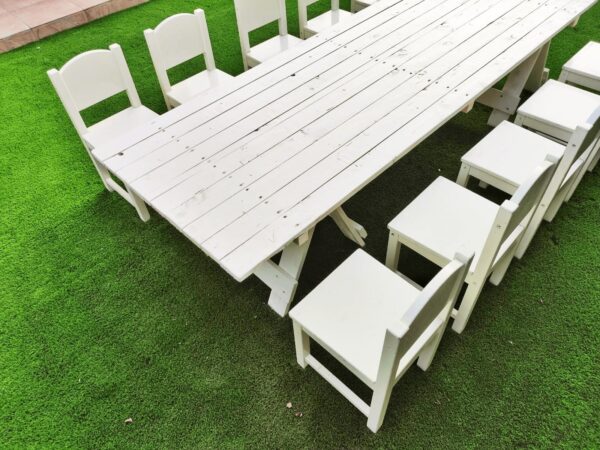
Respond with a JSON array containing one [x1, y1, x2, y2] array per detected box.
[[289, 250, 423, 385], [305, 9, 353, 36], [247, 34, 303, 67], [167, 69, 234, 107], [388, 177, 523, 274], [563, 41, 600, 81], [84, 106, 158, 149], [461, 121, 565, 192], [517, 80, 600, 140]]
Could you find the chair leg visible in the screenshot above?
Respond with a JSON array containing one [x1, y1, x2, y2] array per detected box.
[[588, 145, 600, 172], [385, 232, 401, 271], [515, 195, 552, 259], [564, 141, 600, 200], [452, 282, 484, 334], [490, 245, 518, 285], [293, 321, 310, 369], [367, 331, 402, 433], [367, 383, 394, 433], [543, 191, 565, 223], [514, 114, 525, 127], [417, 330, 443, 371], [456, 163, 471, 187]]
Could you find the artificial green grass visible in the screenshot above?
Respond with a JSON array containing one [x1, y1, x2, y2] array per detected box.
[[1, 0, 599, 447]]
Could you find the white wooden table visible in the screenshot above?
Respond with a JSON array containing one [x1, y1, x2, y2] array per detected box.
[[93, 0, 596, 316]]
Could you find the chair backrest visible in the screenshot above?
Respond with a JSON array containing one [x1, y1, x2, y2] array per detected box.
[[475, 157, 558, 276], [47, 44, 141, 138], [233, 0, 288, 56], [391, 252, 472, 358], [505, 157, 558, 234], [544, 105, 600, 200], [144, 9, 216, 96], [571, 106, 600, 161], [298, 0, 340, 36]]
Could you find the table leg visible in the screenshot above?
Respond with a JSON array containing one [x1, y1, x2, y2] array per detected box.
[[253, 228, 314, 317], [329, 207, 368, 247], [477, 46, 547, 127], [524, 41, 550, 93]]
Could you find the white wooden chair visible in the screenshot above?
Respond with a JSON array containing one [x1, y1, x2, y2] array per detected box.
[[144, 9, 234, 110], [47, 44, 157, 221], [515, 79, 600, 209], [290, 249, 472, 433], [298, 0, 353, 39], [559, 42, 600, 93], [351, 0, 378, 12], [233, 0, 303, 71], [559, 42, 600, 173], [459, 113, 600, 259], [386, 158, 558, 334]]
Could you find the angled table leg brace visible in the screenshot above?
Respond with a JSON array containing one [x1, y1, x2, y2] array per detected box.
[[97, 159, 151, 222], [253, 228, 315, 317], [477, 44, 550, 127], [330, 207, 368, 247], [252, 206, 367, 317]]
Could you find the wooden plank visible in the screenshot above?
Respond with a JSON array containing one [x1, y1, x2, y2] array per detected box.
[[93, 0, 425, 163], [133, 0, 486, 203], [104, 0, 462, 177], [153, 0, 527, 229], [185, 0, 548, 253], [216, 0, 595, 280]]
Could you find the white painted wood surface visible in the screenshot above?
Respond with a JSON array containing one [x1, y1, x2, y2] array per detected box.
[[92, 0, 597, 308], [289, 249, 471, 432], [48, 43, 158, 221], [388, 157, 558, 333], [144, 9, 234, 109], [560, 41, 600, 92]]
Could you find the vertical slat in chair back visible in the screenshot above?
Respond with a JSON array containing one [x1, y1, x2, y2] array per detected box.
[[392, 253, 472, 358], [54, 45, 136, 112], [234, 0, 287, 34], [146, 10, 216, 74], [504, 157, 558, 236]]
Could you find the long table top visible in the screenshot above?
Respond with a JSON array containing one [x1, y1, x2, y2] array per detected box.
[[93, 0, 596, 282]]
